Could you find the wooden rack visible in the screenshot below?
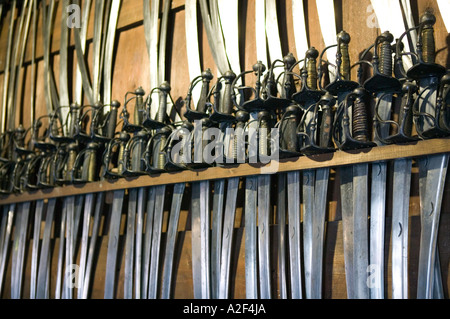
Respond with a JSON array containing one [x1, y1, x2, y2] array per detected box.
[[1, 137, 449, 205]]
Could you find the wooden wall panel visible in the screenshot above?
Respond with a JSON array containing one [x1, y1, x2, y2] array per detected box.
[[0, 0, 448, 300]]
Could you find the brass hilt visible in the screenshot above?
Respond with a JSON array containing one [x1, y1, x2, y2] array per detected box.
[[117, 132, 130, 175], [66, 142, 78, 180], [419, 12, 436, 64], [337, 31, 351, 81], [306, 47, 319, 90]]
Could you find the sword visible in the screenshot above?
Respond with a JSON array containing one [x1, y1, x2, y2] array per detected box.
[[404, 12, 449, 299], [329, 31, 376, 299], [362, 31, 402, 299], [183, 70, 214, 299]]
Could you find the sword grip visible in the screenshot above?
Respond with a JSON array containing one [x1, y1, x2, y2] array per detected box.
[[337, 31, 351, 81], [197, 69, 213, 113], [319, 93, 336, 148], [157, 82, 171, 124], [134, 87, 146, 126], [282, 53, 296, 99], [420, 12, 436, 64], [222, 70, 236, 115], [234, 110, 249, 161], [281, 105, 300, 152], [258, 110, 270, 157], [306, 47, 319, 90], [378, 31, 394, 76], [351, 88, 370, 142], [106, 100, 120, 139]]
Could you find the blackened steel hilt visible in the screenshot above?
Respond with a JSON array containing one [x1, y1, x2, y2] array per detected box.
[[210, 70, 237, 123], [297, 92, 337, 156], [142, 82, 172, 130], [165, 120, 194, 171], [91, 100, 121, 143], [374, 81, 420, 145], [277, 104, 302, 158], [363, 31, 402, 94], [325, 31, 360, 97], [122, 128, 151, 176], [49, 105, 73, 144], [405, 12, 446, 81], [184, 69, 214, 121], [144, 125, 174, 173], [333, 87, 377, 151], [261, 53, 297, 111], [232, 61, 267, 112], [292, 47, 324, 105], [102, 131, 130, 179], [437, 72, 450, 132], [70, 141, 100, 183], [122, 87, 147, 133]]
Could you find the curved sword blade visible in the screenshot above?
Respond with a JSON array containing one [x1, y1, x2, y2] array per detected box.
[[161, 183, 185, 299]]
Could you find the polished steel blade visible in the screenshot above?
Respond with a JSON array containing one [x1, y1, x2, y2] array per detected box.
[[104, 189, 125, 299], [30, 200, 44, 299], [134, 187, 146, 299], [302, 169, 315, 298], [352, 163, 370, 299], [218, 177, 239, 299], [310, 167, 329, 299], [36, 198, 56, 299], [77, 193, 94, 299], [55, 198, 68, 299], [369, 94, 391, 299], [339, 165, 354, 299], [257, 174, 271, 299], [287, 171, 302, 299], [291, 0, 309, 59], [417, 153, 449, 298], [211, 179, 225, 298], [148, 185, 166, 299], [391, 158, 412, 299], [124, 188, 137, 299], [82, 192, 104, 299], [245, 176, 258, 299], [161, 183, 185, 299], [142, 187, 156, 298], [191, 182, 202, 299], [277, 173, 287, 299], [13, 201, 30, 299]]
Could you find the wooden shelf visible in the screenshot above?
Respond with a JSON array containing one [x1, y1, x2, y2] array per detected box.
[[0, 137, 449, 205]]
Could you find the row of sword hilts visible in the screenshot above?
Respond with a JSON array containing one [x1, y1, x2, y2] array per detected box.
[[0, 12, 449, 195]]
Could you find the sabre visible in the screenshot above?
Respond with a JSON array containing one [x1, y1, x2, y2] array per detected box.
[[294, 47, 337, 299], [362, 31, 402, 299], [329, 31, 376, 299], [403, 12, 449, 299]]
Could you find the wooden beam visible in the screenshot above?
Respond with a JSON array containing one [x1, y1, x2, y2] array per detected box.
[[0, 137, 448, 205]]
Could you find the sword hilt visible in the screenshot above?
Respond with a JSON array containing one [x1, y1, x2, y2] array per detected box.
[[184, 69, 213, 121], [281, 53, 297, 99], [71, 141, 100, 183], [406, 12, 446, 80], [338, 31, 351, 81], [134, 86, 146, 126], [258, 110, 271, 158], [378, 31, 394, 76], [306, 47, 319, 90], [102, 131, 130, 179], [351, 88, 370, 142], [318, 92, 336, 149], [279, 104, 301, 156], [234, 110, 249, 162], [122, 129, 150, 176], [418, 12, 436, 64], [210, 70, 237, 123], [197, 69, 214, 114]]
